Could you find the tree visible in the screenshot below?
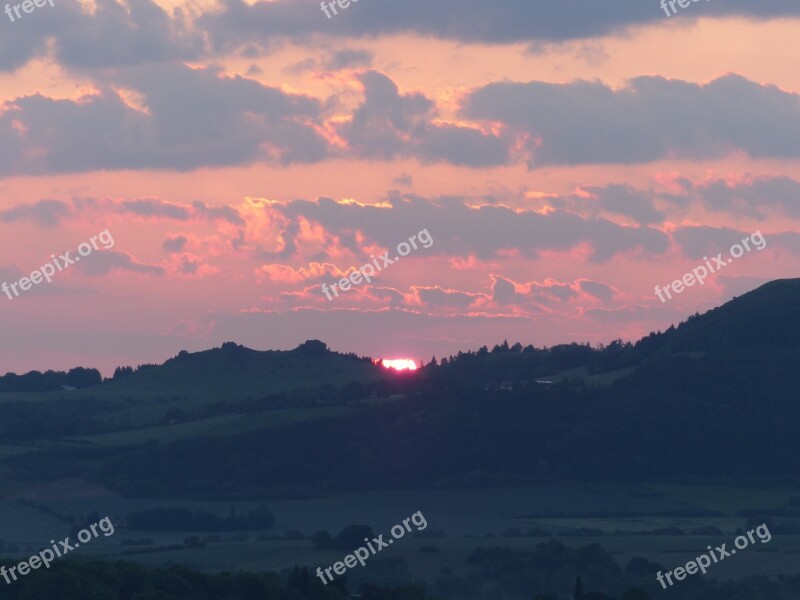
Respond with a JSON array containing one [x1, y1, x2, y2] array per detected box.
[[296, 339, 328, 355], [574, 576, 584, 600], [334, 524, 375, 550], [311, 530, 334, 549], [113, 366, 134, 379], [624, 557, 663, 577]]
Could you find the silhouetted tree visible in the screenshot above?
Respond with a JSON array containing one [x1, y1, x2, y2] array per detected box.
[[574, 576, 584, 600]]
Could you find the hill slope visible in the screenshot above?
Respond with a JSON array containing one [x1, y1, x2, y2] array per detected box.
[[101, 339, 384, 401]]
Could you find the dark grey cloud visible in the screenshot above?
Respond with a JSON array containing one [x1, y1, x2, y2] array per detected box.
[[4, 69, 796, 174], [191, 201, 245, 225], [339, 71, 509, 166], [163, 235, 188, 253], [578, 279, 615, 301], [325, 49, 373, 70], [2, 0, 797, 74], [586, 184, 664, 225], [270, 193, 669, 263], [530, 280, 577, 302], [339, 70, 433, 159], [0, 0, 203, 72], [0, 196, 245, 227], [416, 286, 477, 308], [200, 0, 800, 47], [177, 256, 199, 274], [117, 198, 243, 223], [54, 0, 204, 69], [75, 250, 165, 276], [671, 226, 767, 260], [0, 63, 329, 175], [393, 173, 413, 187], [463, 74, 800, 167], [491, 275, 518, 304], [119, 198, 191, 220], [697, 176, 800, 219], [0, 199, 71, 227], [416, 124, 510, 167]]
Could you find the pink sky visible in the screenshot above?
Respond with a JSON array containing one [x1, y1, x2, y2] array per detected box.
[[1, 2, 799, 375]]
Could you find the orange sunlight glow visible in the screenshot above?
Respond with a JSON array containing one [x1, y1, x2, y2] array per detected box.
[[381, 359, 419, 371]]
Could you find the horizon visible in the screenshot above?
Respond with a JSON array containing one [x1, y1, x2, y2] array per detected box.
[[4, 274, 789, 378]]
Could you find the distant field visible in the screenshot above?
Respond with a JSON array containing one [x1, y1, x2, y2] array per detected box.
[[539, 365, 636, 386], [651, 484, 794, 514], [49, 406, 355, 447], [0, 483, 798, 583], [13, 531, 795, 583]]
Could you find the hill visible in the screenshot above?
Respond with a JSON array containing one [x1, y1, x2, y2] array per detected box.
[[641, 278, 800, 353], [101, 339, 384, 401], [3, 279, 800, 499]]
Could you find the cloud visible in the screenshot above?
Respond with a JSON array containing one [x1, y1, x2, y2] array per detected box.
[[671, 225, 769, 260], [2, 0, 798, 74], [324, 49, 373, 70], [75, 250, 165, 276], [491, 275, 518, 304], [0, 199, 71, 227], [0, 0, 204, 72], [0, 196, 245, 228], [584, 184, 664, 225], [118, 198, 191, 220], [0, 63, 328, 175], [393, 173, 413, 187], [414, 286, 479, 308], [462, 74, 800, 167], [163, 235, 188, 253], [5, 70, 796, 173], [190, 201, 245, 225], [200, 0, 800, 46], [339, 71, 508, 166], [339, 71, 434, 159], [54, 0, 205, 69], [696, 175, 800, 220], [273, 193, 669, 263], [578, 279, 615, 301]]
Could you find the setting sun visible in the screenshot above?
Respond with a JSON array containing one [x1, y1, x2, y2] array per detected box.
[[380, 359, 419, 371]]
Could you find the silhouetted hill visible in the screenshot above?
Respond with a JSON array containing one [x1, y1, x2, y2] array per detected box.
[[637, 278, 800, 355], [5, 280, 800, 498], [100, 339, 384, 400]]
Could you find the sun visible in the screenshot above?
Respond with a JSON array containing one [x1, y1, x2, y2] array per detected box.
[[380, 358, 419, 371]]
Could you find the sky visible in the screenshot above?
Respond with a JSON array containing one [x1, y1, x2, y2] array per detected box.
[[1, 0, 799, 375]]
